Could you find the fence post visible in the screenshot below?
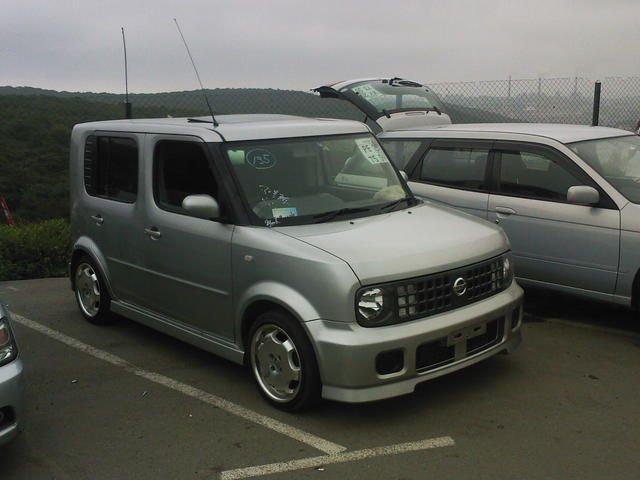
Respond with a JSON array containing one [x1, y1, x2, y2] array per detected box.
[[124, 102, 132, 119], [592, 81, 601, 126]]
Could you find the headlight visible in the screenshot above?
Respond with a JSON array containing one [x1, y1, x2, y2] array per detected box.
[[356, 286, 398, 327], [502, 254, 514, 287], [0, 317, 18, 367]]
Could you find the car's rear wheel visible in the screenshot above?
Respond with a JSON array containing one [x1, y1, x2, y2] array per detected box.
[[74, 257, 112, 325], [248, 310, 321, 410]]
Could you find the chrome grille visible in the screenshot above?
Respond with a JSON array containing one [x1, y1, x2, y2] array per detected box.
[[396, 256, 506, 322], [466, 259, 505, 300]]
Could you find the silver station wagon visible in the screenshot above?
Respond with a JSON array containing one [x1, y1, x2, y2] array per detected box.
[[317, 78, 640, 309], [70, 114, 522, 409]]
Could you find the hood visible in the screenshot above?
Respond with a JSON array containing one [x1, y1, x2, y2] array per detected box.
[[276, 201, 508, 285], [621, 201, 640, 232]]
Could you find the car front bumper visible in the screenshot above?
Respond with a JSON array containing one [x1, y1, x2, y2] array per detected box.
[[0, 357, 24, 445], [306, 282, 523, 403]]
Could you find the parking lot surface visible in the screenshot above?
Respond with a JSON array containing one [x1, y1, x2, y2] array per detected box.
[[0, 277, 639, 479]]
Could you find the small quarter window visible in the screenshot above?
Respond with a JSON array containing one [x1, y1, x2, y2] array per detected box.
[[85, 136, 138, 203], [420, 147, 489, 190], [154, 140, 219, 213], [379, 140, 422, 169]]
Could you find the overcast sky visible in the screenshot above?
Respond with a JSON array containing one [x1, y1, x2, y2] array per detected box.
[[2, 0, 639, 93]]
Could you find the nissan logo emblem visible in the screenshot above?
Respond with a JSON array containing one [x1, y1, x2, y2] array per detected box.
[[453, 277, 467, 297]]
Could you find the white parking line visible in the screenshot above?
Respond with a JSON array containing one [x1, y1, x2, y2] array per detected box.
[[219, 436, 456, 480], [10, 313, 346, 455]]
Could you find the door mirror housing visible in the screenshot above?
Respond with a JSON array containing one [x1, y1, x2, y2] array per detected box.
[[400, 170, 409, 182], [182, 194, 221, 220], [567, 186, 600, 205]]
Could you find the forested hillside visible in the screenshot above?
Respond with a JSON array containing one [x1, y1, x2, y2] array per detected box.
[[0, 88, 514, 222], [0, 95, 186, 221]]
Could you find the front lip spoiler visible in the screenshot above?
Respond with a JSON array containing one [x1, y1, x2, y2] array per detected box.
[[321, 329, 522, 403]]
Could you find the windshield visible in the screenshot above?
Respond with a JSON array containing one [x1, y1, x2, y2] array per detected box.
[[340, 79, 444, 118], [225, 134, 415, 226], [568, 135, 640, 203]]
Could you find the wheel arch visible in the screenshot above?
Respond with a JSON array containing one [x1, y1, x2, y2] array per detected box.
[[240, 300, 293, 351], [237, 284, 323, 363], [70, 239, 114, 298]]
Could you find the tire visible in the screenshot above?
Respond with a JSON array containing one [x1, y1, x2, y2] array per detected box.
[[248, 310, 321, 411], [73, 256, 113, 325]]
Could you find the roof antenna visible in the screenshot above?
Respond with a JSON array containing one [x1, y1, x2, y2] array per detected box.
[[173, 18, 218, 127], [121, 27, 132, 119]]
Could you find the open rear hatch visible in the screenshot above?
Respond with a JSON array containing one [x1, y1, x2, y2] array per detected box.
[[314, 77, 452, 131]]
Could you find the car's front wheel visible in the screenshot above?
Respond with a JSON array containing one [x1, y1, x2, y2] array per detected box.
[[248, 310, 321, 410]]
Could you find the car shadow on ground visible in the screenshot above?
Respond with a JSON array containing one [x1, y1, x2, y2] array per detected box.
[[522, 286, 640, 333]]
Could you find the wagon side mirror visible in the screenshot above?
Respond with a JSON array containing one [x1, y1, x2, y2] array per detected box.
[[567, 186, 600, 205], [400, 170, 409, 182], [182, 194, 221, 220]]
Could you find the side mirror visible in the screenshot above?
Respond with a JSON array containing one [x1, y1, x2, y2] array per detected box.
[[182, 194, 220, 220], [400, 170, 409, 182], [567, 186, 600, 205]]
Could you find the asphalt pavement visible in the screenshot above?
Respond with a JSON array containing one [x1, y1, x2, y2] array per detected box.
[[0, 277, 639, 480]]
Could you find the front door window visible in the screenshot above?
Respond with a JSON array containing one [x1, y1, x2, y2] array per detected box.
[[498, 150, 585, 201], [421, 147, 489, 191]]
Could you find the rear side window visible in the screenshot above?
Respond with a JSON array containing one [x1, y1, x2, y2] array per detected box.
[[379, 140, 422, 169], [84, 135, 138, 203], [420, 147, 489, 190], [154, 140, 219, 213], [498, 150, 584, 201]]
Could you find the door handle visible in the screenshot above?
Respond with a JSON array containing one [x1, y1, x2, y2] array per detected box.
[[91, 214, 104, 226], [144, 227, 162, 240], [495, 206, 516, 215]]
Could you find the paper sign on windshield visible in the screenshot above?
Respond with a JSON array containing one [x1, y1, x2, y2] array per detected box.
[[355, 138, 388, 165], [272, 207, 298, 218], [352, 84, 383, 101]]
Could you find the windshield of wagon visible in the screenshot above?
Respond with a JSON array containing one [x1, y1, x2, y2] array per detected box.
[[340, 79, 444, 118], [225, 133, 416, 226], [568, 135, 640, 203]]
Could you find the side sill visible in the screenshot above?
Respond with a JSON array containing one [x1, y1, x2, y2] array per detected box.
[[110, 301, 245, 365]]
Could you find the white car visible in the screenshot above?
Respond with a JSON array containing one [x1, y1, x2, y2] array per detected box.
[[314, 77, 452, 131]]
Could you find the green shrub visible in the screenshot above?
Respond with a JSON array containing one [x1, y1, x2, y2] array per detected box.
[[0, 219, 70, 281]]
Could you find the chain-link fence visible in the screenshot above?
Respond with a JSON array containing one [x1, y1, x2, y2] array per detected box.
[[106, 76, 640, 131], [429, 76, 640, 131]]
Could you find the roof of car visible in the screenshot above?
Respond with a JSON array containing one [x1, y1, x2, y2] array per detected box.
[[73, 114, 370, 142], [389, 123, 633, 144]]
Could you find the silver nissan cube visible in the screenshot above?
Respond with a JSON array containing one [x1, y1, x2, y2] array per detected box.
[[69, 114, 523, 409]]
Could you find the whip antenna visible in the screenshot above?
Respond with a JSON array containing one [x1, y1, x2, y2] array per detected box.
[[121, 27, 132, 119], [173, 18, 218, 127]]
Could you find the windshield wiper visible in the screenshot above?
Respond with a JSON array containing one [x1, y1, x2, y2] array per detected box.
[[377, 197, 413, 213], [311, 207, 371, 224]]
